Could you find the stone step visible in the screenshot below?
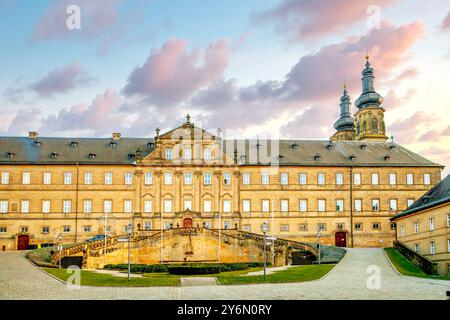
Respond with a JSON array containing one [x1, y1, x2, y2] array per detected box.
[[180, 277, 218, 286]]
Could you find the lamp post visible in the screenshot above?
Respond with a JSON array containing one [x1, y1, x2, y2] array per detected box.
[[52, 229, 57, 251], [126, 224, 133, 281], [58, 233, 63, 269], [260, 222, 269, 280], [316, 228, 322, 265]]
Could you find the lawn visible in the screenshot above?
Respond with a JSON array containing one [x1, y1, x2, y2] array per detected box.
[[384, 248, 450, 281], [43, 264, 335, 287]]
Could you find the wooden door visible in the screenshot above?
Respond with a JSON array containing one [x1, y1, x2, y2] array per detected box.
[[17, 235, 30, 250], [183, 218, 193, 228], [335, 232, 346, 247]]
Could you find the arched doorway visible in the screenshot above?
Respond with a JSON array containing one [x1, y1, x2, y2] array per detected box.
[[183, 218, 193, 228], [17, 235, 30, 250], [335, 232, 347, 247]]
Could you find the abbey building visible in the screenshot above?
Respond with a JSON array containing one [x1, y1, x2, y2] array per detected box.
[[0, 58, 443, 251]]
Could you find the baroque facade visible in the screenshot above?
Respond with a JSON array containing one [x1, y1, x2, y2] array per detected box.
[[0, 58, 444, 251]]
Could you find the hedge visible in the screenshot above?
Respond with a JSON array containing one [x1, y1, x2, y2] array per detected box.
[[168, 265, 222, 275], [103, 262, 271, 274]]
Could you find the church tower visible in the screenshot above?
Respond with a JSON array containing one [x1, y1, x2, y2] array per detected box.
[[330, 84, 355, 141], [354, 55, 388, 141]]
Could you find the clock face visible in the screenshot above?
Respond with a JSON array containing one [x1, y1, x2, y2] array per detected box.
[[185, 129, 191, 134]]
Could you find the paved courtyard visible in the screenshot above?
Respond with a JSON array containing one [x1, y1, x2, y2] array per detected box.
[[0, 248, 448, 300]]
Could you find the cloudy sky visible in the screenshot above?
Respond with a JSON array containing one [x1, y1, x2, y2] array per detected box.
[[1, 0, 449, 175]]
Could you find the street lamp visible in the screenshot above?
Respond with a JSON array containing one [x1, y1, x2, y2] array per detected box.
[[58, 233, 63, 269], [260, 222, 270, 280], [316, 228, 322, 265], [52, 229, 57, 251], [126, 224, 133, 281]]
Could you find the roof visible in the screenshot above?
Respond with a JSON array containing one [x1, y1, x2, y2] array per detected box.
[[391, 174, 450, 220], [0, 135, 443, 167]]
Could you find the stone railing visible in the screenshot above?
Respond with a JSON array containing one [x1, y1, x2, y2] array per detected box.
[[393, 241, 438, 275]]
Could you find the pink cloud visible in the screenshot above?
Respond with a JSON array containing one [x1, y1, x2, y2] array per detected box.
[[382, 88, 418, 110], [253, 0, 395, 41], [0, 108, 42, 135], [441, 11, 450, 30], [388, 112, 438, 144], [31, 62, 94, 98], [122, 39, 230, 105]]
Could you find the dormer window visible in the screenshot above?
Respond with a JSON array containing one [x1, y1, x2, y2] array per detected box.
[[147, 142, 154, 148], [6, 152, 15, 159], [127, 153, 135, 160], [291, 143, 299, 149], [70, 141, 78, 147], [314, 154, 321, 161], [389, 144, 396, 150], [349, 154, 357, 162], [165, 148, 172, 160], [109, 141, 117, 148], [384, 155, 391, 161], [256, 143, 262, 148], [88, 153, 96, 160], [34, 140, 41, 147], [327, 141, 334, 149], [360, 143, 367, 150], [278, 155, 284, 161], [50, 152, 59, 159]]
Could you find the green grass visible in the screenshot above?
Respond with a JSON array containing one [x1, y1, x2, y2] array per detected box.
[[43, 268, 180, 287], [217, 264, 335, 285], [384, 248, 450, 280], [42, 264, 335, 287]]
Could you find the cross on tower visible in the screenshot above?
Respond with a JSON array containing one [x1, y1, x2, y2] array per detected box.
[[186, 114, 191, 124]]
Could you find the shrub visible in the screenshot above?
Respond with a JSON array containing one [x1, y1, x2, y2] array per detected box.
[[168, 265, 222, 275]]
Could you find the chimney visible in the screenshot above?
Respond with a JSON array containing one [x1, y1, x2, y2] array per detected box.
[[28, 131, 39, 139], [112, 132, 121, 141]]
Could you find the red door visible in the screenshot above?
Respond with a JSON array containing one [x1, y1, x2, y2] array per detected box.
[[183, 218, 193, 228], [17, 235, 30, 250], [335, 232, 346, 247]]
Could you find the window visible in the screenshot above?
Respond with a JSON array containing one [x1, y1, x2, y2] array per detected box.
[[184, 147, 192, 160], [144, 200, 153, 213], [165, 148, 172, 160], [318, 199, 326, 212], [164, 172, 173, 185], [204, 221, 212, 229], [448, 239, 450, 253], [400, 225, 405, 236], [124, 173, 133, 185], [336, 173, 344, 185], [21, 226, 28, 233], [280, 200, 289, 212], [203, 200, 212, 213], [423, 173, 431, 185], [280, 173, 288, 185], [389, 173, 396, 185], [448, 213, 450, 227], [371, 173, 379, 185], [430, 241, 435, 255], [407, 199, 415, 207], [84, 172, 93, 185], [372, 199, 380, 211], [63, 200, 71, 213], [354, 199, 362, 212], [83, 200, 92, 213], [242, 225, 251, 232], [0, 227, 7, 233], [224, 221, 231, 229], [336, 199, 344, 212], [223, 173, 231, 185], [299, 199, 307, 212], [0, 201, 8, 213], [163, 222, 171, 230], [317, 223, 326, 231], [144, 172, 153, 185], [21, 200, 30, 213], [41, 226, 49, 234], [414, 244, 419, 253], [261, 173, 270, 185], [406, 173, 414, 185], [1, 172, 9, 184], [413, 222, 419, 235], [280, 224, 289, 232], [355, 223, 362, 231], [184, 173, 192, 185], [42, 200, 51, 213], [104, 172, 113, 185], [203, 148, 211, 160], [243, 173, 250, 185], [299, 224, 308, 231], [43, 172, 51, 185], [390, 223, 396, 230], [317, 173, 325, 185], [299, 173, 307, 185], [372, 223, 381, 230], [22, 172, 31, 185], [203, 172, 212, 185], [389, 199, 398, 211], [337, 223, 345, 230], [242, 200, 251, 212], [180, 200, 190, 211], [163, 200, 172, 213], [83, 226, 91, 233], [223, 200, 231, 213], [429, 218, 435, 231], [262, 200, 270, 212], [63, 226, 71, 233], [63, 172, 72, 185], [353, 173, 361, 185], [124, 200, 132, 213], [144, 222, 152, 231], [103, 200, 112, 213]]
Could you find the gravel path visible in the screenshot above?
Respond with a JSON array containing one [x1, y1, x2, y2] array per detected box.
[[0, 249, 448, 300]]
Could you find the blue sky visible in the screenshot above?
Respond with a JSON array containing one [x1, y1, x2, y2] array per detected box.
[[0, 0, 449, 173]]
